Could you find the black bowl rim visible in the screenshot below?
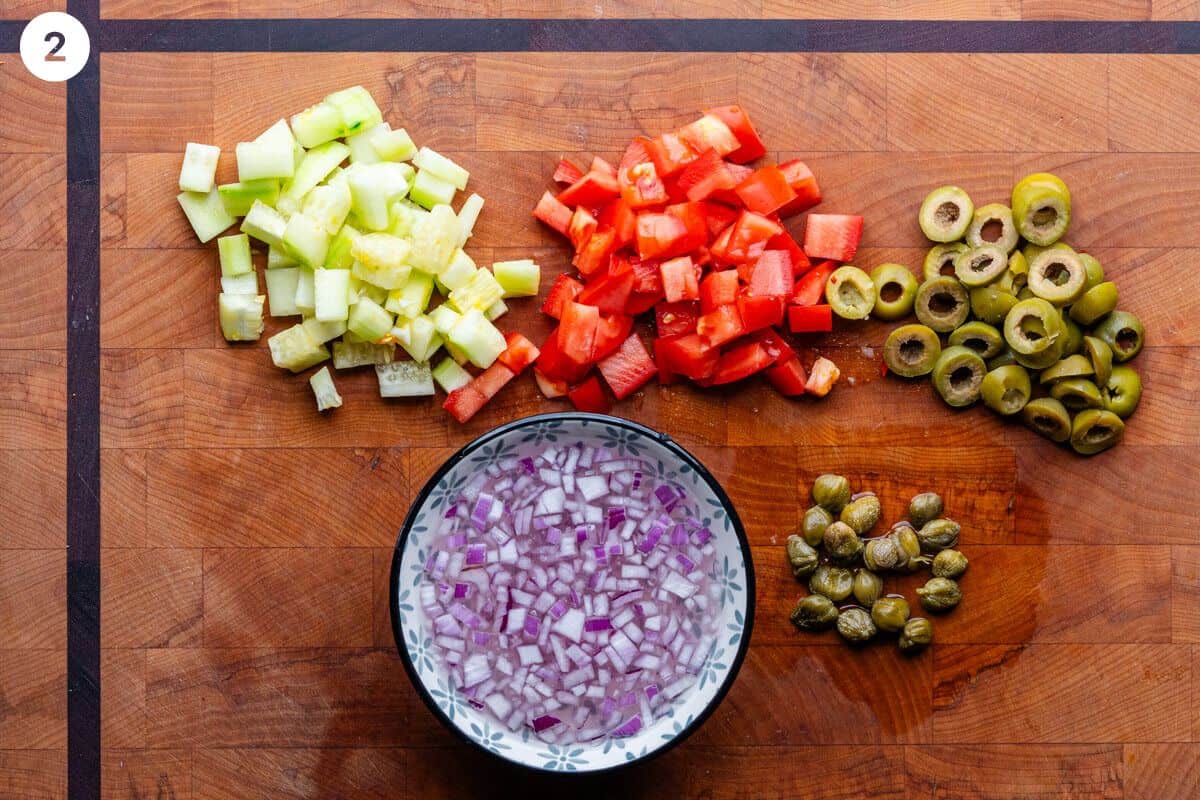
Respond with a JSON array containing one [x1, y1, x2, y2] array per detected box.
[[389, 411, 756, 775]]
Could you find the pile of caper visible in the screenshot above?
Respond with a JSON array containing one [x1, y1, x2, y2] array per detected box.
[[787, 474, 968, 653], [851, 173, 1143, 456]]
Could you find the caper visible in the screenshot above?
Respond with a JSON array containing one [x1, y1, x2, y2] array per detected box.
[[898, 617, 934, 655], [852, 569, 884, 607], [871, 596, 911, 633], [839, 494, 882, 536], [894, 525, 927, 570], [1003, 298, 1063, 355], [915, 277, 970, 333], [1069, 281, 1118, 326], [1021, 397, 1072, 443], [955, 244, 1010, 287], [1078, 252, 1105, 290], [870, 263, 920, 321], [883, 323, 941, 378], [923, 243, 969, 281], [790, 594, 839, 631], [965, 203, 1019, 252], [932, 345, 985, 408], [1028, 248, 1088, 306], [949, 321, 1005, 359], [826, 265, 876, 320], [809, 564, 854, 602], [917, 518, 960, 554], [823, 521, 864, 562], [836, 606, 877, 643], [1092, 310, 1145, 362], [981, 364, 1032, 416], [812, 474, 851, 513], [919, 185, 974, 242], [1103, 366, 1142, 419], [800, 505, 834, 548], [863, 535, 905, 572], [786, 534, 820, 580], [970, 285, 1019, 326], [1070, 408, 1125, 456], [1039, 354, 1095, 384], [932, 548, 969, 579], [1084, 335, 1113, 386], [908, 492, 944, 527], [1060, 314, 1084, 356], [916, 576, 963, 613], [1049, 378, 1104, 411]]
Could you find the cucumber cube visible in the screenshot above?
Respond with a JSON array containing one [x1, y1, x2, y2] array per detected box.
[[332, 340, 395, 369], [408, 205, 461, 274], [356, 280, 388, 307], [324, 224, 360, 271], [264, 267, 301, 316], [269, 323, 330, 372], [420, 333, 445, 363], [256, 118, 297, 149], [346, 122, 388, 165], [302, 181, 352, 236], [347, 296, 394, 342], [218, 293, 265, 341], [492, 259, 540, 298], [350, 233, 412, 289], [389, 199, 428, 238], [428, 304, 461, 336], [448, 268, 504, 312], [177, 188, 236, 243], [385, 271, 434, 319], [408, 169, 456, 209], [412, 147, 469, 190], [218, 179, 280, 217], [314, 268, 351, 322], [280, 141, 350, 211], [399, 315, 437, 362], [241, 200, 287, 248], [438, 249, 476, 291], [378, 162, 415, 200], [294, 268, 315, 315], [290, 101, 343, 148], [236, 140, 295, 182], [217, 233, 254, 277], [220, 271, 259, 296], [484, 298, 508, 321], [447, 307, 506, 369], [267, 245, 298, 269], [179, 142, 220, 193], [345, 163, 393, 231], [325, 86, 383, 137], [457, 193, 484, 247], [309, 366, 343, 412], [301, 316, 347, 344], [376, 361, 435, 398], [432, 357, 472, 393], [281, 213, 330, 268], [372, 126, 416, 162]]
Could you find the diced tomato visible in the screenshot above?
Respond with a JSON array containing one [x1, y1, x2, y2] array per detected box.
[[553, 158, 584, 186], [533, 367, 569, 399], [661, 256, 700, 303], [597, 197, 638, 246], [620, 136, 654, 171], [734, 165, 798, 216], [710, 162, 754, 206], [472, 362, 517, 400], [705, 105, 767, 164], [752, 328, 793, 364], [629, 255, 662, 294], [591, 156, 617, 179], [653, 338, 680, 384], [536, 328, 591, 384], [443, 384, 488, 423], [636, 207, 704, 261], [497, 333, 540, 374], [737, 294, 785, 332], [792, 260, 836, 306], [568, 375, 611, 413], [591, 313, 634, 361], [765, 356, 807, 396], [671, 149, 729, 203], [655, 300, 700, 337], [533, 191, 572, 236], [619, 161, 669, 209], [575, 228, 617, 276], [559, 302, 601, 363], [720, 210, 784, 264], [700, 269, 739, 312], [697, 304, 745, 347], [541, 273, 584, 320], [578, 267, 635, 315], [656, 333, 719, 381], [787, 303, 834, 333], [666, 201, 710, 248], [709, 225, 735, 264], [805, 356, 841, 397], [647, 132, 699, 177], [557, 170, 620, 208], [804, 214, 863, 262], [677, 114, 741, 158], [624, 291, 663, 316], [700, 202, 740, 238], [568, 206, 599, 250], [711, 339, 776, 385], [748, 250, 793, 298], [598, 334, 658, 400], [776, 159, 823, 217], [767, 230, 811, 276]]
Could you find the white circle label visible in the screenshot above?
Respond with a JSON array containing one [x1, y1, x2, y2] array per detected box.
[[20, 12, 90, 82]]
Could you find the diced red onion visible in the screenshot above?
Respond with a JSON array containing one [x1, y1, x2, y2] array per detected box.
[[610, 714, 642, 737]]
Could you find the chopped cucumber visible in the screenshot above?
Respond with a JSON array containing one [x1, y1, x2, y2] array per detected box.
[[221, 271, 259, 296], [332, 340, 395, 369], [324, 224, 359, 271], [281, 213, 330, 268], [217, 233, 254, 277], [413, 147, 469, 190], [428, 304, 461, 335], [236, 139, 295, 182], [345, 163, 393, 231], [420, 332, 445, 363], [309, 366, 343, 412], [179, 142, 220, 193], [485, 298, 508, 321], [385, 271, 434, 319], [303, 180, 352, 236], [347, 122, 388, 165], [218, 293, 265, 341], [294, 268, 315, 315], [409, 169, 456, 209], [408, 205, 461, 274], [372, 126, 416, 162], [457, 193, 484, 247], [438, 249, 477, 291], [347, 296, 394, 342], [325, 86, 383, 137], [264, 267, 301, 316], [492, 259, 540, 298], [378, 162, 415, 200], [301, 316, 348, 344], [314, 268, 351, 322], [177, 188, 236, 243], [256, 118, 297, 150], [353, 277, 388, 307], [350, 233, 412, 289], [432, 357, 472, 393], [444, 340, 470, 366], [447, 307, 506, 368], [269, 323, 329, 372], [280, 141, 350, 211], [218, 179, 280, 217], [398, 315, 437, 362], [290, 101, 343, 148], [241, 200, 287, 248], [449, 268, 504, 313], [267, 245, 298, 269], [389, 199, 428, 238], [376, 361, 435, 398]]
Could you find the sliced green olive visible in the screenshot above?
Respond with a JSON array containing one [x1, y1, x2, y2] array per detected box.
[[981, 364, 1032, 415], [883, 323, 942, 378], [948, 321, 1005, 359], [826, 265, 876, 320], [869, 263, 920, 321], [923, 243, 968, 282], [1103, 365, 1142, 419], [919, 185, 974, 242], [915, 276, 970, 333], [987, 349, 1018, 370], [1049, 377, 1104, 411], [998, 250, 1029, 295], [1069, 281, 1118, 325], [1014, 337, 1064, 370], [1021, 240, 1074, 268], [1060, 314, 1084, 356], [965, 203, 1019, 252], [954, 244, 1010, 287], [1004, 297, 1063, 355], [1092, 310, 1145, 362], [1039, 353, 1094, 383], [1079, 253, 1105, 290], [1017, 286, 1036, 301], [970, 285, 1019, 326], [1070, 408, 1125, 455], [1028, 248, 1088, 306], [1012, 171, 1071, 246], [1084, 335, 1113, 386], [1022, 397, 1072, 442], [931, 345, 986, 408]]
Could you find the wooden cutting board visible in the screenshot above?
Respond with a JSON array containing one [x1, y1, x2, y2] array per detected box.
[[5, 7, 1200, 798]]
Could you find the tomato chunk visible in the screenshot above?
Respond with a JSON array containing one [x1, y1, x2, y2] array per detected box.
[[619, 161, 669, 209], [568, 206, 598, 251], [787, 303, 834, 333], [705, 105, 767, 163], [497, 332, 541, 374], [557, 170, 620, 208], [660, 256, 700, 302], [443, 384, 489, 424], [553, 158, 584, 186], [541, 273, 584, 320], [776, 159, 823, 217], [620, 136, 655, 171], [700, 269, 739, 312], [720, 210, 783, 264], [765, 356, 808, 396], [767, 230, 811, 276], [647, 132, 699, 177], [697, 304, 745, 347], [792, 260, 836, 306], [737, 294, 785, 332], [598, 334, 658, 400], [533, 367, 569, 399], [656, 333, 719, 381], [804, 214, 863, 262], [748, 250, 793, 298], [597, 197, 638, 246], [472, 362, 517, 400], [568, 375, 611, 413], [558, 302, 600, 363], [574, 228, 617, 276], [533, 191, 572, 236], [676, 114, 740, 158], [578, 267, 635, 315], [591, 156, 617, 179], [591, 313, 634, 361], [711, 339, 777, 385], [735, 165, 798, 216], [655, 300, 700, 338], [536, 327, 591, 384]]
